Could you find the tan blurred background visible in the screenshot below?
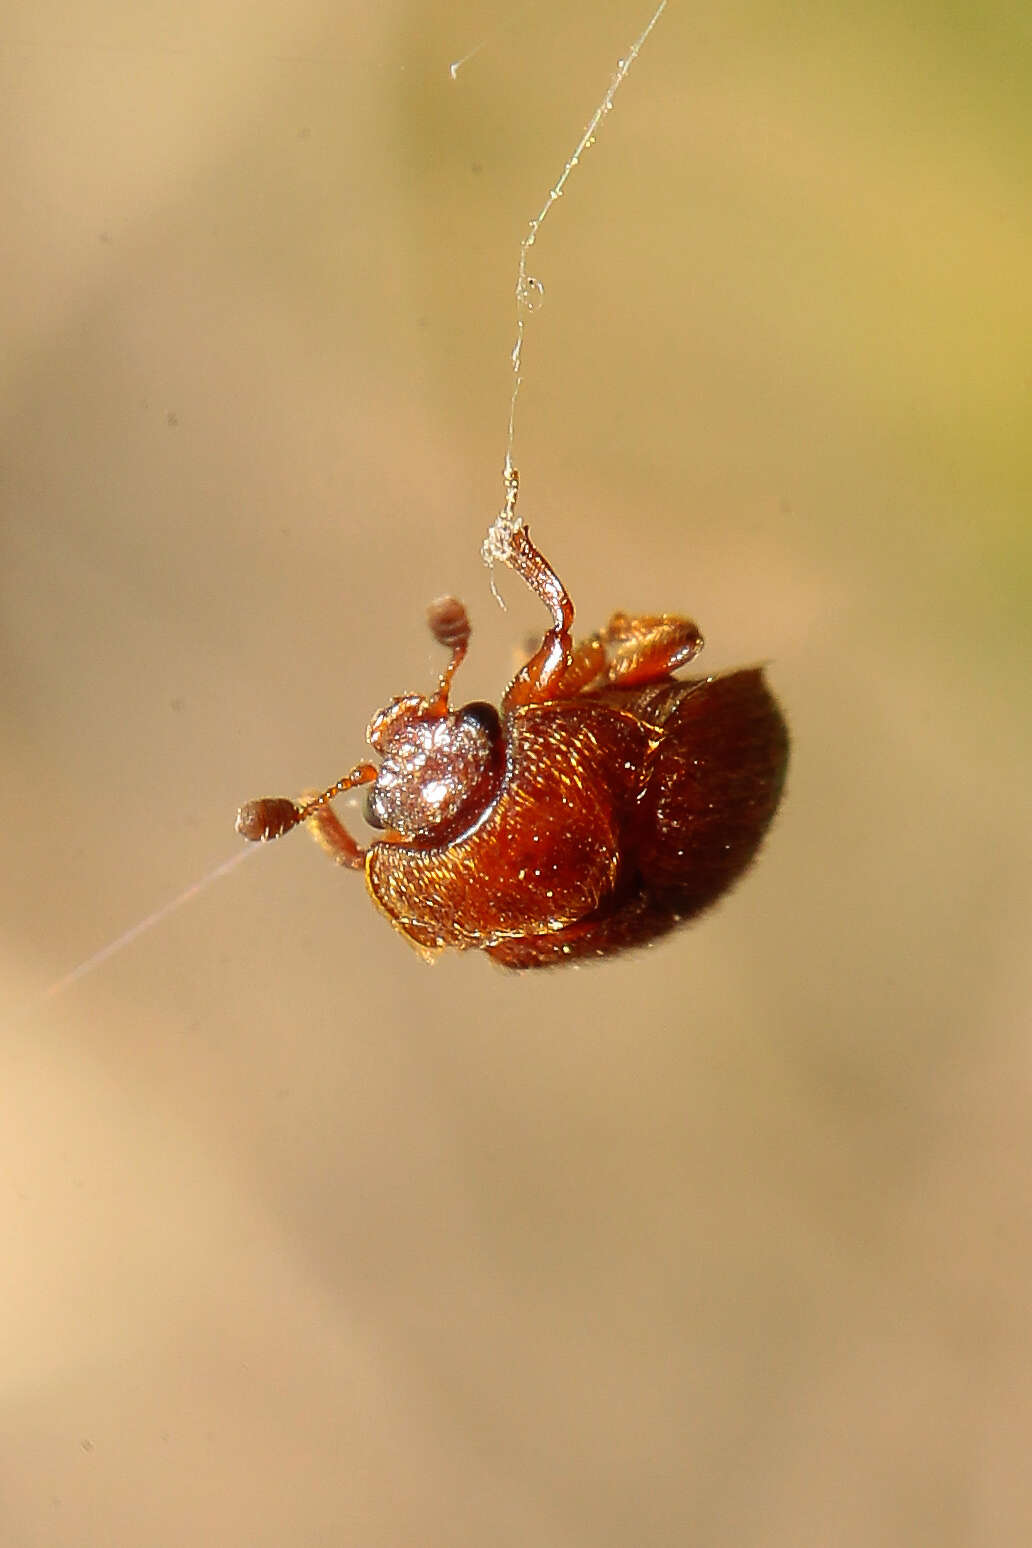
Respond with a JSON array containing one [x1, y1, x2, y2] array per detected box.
[[3, 1, 1031, 1543]]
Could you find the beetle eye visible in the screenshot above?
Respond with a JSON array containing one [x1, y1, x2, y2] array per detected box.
[[363, 787, 384, 830], [459, 701, 501, 740]]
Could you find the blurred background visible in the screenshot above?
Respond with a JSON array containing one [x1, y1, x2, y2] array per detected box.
[[2, 1, 1031, 1543]]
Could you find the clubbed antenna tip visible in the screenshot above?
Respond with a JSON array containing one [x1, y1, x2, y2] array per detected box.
[[236, 798, 301, 843]]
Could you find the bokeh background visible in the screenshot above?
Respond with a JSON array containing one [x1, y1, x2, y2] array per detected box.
[[3, 1, 1031, 1543]]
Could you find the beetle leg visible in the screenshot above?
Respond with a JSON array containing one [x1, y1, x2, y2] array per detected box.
[[500, 526, 593, 709], [301, 797, 369, 869], [564, 632, 608, 691], [296, 766, 377, 868], [599, 612, 704, 687]]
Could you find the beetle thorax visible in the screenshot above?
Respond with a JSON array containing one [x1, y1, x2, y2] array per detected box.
[[365, 696, 499, 839]]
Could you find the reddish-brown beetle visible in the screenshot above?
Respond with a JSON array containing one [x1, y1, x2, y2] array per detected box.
[[236, 503, 788, 968]]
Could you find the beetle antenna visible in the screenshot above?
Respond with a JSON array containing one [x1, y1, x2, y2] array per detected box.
[[427, 596, 471, 708], [236, 763, 377, 847]]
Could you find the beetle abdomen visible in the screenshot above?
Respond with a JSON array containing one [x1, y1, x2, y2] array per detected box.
[[634, 667, 788, 908], [486, 669, 788, 968]]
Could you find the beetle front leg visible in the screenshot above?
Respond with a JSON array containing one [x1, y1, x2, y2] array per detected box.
[[301, 793, 369, 869]]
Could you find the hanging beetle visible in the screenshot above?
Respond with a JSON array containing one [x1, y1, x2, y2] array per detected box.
[[236, 497, 788, 968]]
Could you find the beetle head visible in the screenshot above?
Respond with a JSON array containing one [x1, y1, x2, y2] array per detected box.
[[363, 695, 501, 840]]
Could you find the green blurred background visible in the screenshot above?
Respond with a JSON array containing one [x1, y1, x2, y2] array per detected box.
[[2, 1, 1031, 1543]]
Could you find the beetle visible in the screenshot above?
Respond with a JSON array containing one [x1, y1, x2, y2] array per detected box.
[[236, 506, 788, 968]]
